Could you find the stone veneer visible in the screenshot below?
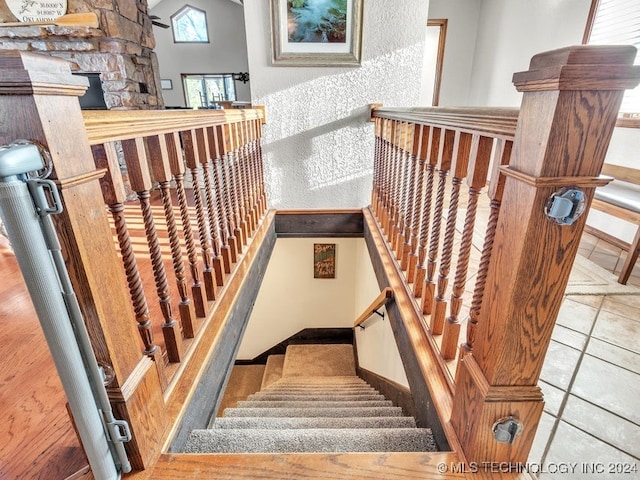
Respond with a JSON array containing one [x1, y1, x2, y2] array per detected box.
[[0, 0, 163, 109]]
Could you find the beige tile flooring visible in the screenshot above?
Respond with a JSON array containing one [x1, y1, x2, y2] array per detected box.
[[528, 232, 640, 479]]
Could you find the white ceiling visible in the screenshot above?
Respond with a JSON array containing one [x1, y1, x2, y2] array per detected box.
[[148, 0, 242, 9]]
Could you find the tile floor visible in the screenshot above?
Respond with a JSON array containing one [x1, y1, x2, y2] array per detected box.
[[528, 232, 640, 479]]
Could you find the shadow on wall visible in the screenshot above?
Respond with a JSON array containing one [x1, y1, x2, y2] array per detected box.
[[263, 104, 375, 208]]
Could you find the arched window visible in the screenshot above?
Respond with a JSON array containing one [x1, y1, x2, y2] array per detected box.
[[171, 5, 209, 43]]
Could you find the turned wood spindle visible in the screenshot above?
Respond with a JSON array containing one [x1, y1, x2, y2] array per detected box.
[[440, 135, 495, 360], [420, 128, 454, 315], [164, 131, 207, 320], [180, 129, 217, 301], [413, 126, 440, 299], [145, 134, 197, 339], [430, 131, 472, 335], [91, 142, 167, 386], [121, 137, 183, 363]]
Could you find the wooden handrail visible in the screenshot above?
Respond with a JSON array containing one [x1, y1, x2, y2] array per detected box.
[[372, 106, 519, 139], [353, 287, 394, 329], [82, 108, 265, 145]]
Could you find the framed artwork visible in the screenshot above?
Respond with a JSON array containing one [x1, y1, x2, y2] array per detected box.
[[269, 0, 363, 67], [314, 243, 336, 279]]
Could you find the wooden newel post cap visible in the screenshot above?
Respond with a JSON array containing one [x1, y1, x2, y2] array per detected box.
[[0, 50, 88, 96], [512, 45, 640, 92]]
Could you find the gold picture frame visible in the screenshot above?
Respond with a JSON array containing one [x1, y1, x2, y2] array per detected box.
[[269, 0, 363, 67]]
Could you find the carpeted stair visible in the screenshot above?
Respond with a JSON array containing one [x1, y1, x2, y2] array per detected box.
[[185, 344, 437, 453]]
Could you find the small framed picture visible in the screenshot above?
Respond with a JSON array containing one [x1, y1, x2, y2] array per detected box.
[[314, 243, 336, 279]]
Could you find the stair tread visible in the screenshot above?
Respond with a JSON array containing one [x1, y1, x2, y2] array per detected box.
[[223, 406, 405, 418], [261, 355, 285, 390], [236, 400, 393, 408], [212, 416, 417, 429], [248, 394, 386, 401], [185, 428, 436, 453]]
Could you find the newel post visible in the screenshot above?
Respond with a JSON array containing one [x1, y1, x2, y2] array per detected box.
[[450, 46, 640, 465], [0, 51, 166, 469]]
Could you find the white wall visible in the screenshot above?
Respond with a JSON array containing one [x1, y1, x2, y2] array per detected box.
[[427, 0, 481, 106], [238, 236, 409, 387], [150, 0, 251, 107], [243, 0, 430, 209], [238, 237, 359, 360], [468, 0, 592, 107], [353, 239, 409, 387]]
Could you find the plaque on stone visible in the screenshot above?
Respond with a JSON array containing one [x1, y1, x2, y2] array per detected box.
[[6, 0, 67, 23]]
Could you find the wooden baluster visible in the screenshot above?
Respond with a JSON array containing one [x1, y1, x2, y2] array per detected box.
[[399, 123, 423, 271], [377, 118, 392, 228], [421, 128, 454, 315], [212, 125, 238, 263], [207, 126, 235, 268], [164, 131, 207, 319], [458, 139, 512, 358], [246, 119, 260, 231], [386, 120, 401, 241], [145, 134, 197, 339], [407, 125, 431, 284], [255, 119, 267, 216], [195, 128, 227, 281], [216, 124, 240, 259], [92, 142, 167, 387], [413, 126, 440, 298], [239, 120, 255, 235], [180, 129, 217, 301], [230, 122, 249, 247], [392, 122, 408, 256], [430, 131, 473, 335], [394, 123, 414, 263], [121, 137, 183, 363], [439, 136, 494, 359]]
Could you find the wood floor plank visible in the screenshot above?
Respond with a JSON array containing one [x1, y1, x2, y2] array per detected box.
[[0, 242, 88, 480]]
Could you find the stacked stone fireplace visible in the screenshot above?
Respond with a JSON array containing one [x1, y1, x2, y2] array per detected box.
[[0, 0, 163, 109]]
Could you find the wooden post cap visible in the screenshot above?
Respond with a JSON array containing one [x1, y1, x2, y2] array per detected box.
[[0, 50, 88, 96], [512, 45, 640, 92]]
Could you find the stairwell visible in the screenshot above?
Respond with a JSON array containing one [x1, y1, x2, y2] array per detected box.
[[185, 344, 437, 453]]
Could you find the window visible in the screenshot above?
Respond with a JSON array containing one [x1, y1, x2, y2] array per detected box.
[[584, 0, 640, 126], [182, 74, 237, 108], [171, 5, 209, 43]]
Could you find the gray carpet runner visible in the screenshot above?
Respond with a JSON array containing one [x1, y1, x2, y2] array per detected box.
[[185, 345, 436, 453]]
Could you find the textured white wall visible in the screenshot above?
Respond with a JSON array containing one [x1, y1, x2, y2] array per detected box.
[[151, 0, 251, 106], [243, 0, 430, 209]]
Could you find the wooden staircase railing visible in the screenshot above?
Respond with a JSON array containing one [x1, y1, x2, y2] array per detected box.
[[370, 45, 640, 465], [0, 50, 268, 471], [353, 287, 394, 329]]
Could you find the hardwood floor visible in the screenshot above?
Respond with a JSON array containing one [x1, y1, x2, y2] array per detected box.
[[0, 236, 88, 480]]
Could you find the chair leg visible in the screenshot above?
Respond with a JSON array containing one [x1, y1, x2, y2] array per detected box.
[[618, 226, 640, 285]]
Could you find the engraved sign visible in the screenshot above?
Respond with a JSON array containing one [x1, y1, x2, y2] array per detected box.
[[314, 243, 336, 279], [6, 0, 67, 22]]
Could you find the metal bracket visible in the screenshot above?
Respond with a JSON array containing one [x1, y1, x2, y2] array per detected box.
[[544, 187, 585, 226], [359, 309, 385, 329], [492, 416, 522, 444]]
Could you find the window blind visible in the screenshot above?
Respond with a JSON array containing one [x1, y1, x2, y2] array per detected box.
[[586, 0, 640, 114]]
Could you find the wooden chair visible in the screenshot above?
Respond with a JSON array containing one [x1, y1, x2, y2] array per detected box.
[[590, 164, 640, 284]]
